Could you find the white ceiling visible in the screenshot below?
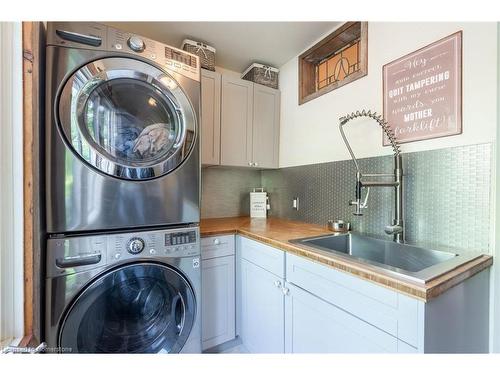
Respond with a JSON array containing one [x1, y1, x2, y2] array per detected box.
[[105, 22, 339, 72]]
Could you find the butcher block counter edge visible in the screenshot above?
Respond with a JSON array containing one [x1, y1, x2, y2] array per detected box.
[[199, 217, 493, 302]]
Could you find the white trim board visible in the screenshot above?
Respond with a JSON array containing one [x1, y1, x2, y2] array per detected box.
[[492, 22, 500, 353], [0, 22, 24, 344]]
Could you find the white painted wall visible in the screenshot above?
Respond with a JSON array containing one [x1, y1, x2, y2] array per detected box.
[[278, 22, 499, 352], [278, 22, 498, 167], [215, 66, 241, 78], [0, 22, 24, 345]]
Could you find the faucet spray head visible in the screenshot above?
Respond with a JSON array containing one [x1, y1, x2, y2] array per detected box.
[[339, 110, 401, 157]]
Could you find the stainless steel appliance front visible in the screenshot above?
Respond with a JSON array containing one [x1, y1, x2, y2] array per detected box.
[[45, 22, 201, 233], [45, 226, 202, 353]]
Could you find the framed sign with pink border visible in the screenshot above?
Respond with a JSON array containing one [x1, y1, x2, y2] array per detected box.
[[383, 31, 462, 145]]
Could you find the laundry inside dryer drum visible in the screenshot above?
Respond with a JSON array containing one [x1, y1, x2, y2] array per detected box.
[[81, 78, 181, 165]]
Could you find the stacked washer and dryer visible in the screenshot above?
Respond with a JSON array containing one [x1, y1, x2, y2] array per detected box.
[[44, 22, 202, 353]]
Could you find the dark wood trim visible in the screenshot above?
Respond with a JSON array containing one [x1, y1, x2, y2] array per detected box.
[[22, 21, 43, 345], [300, 22, 360, 64], [18, 334, 34, 347], [22, 21, 34, 341], [299, 22, 368, 105]]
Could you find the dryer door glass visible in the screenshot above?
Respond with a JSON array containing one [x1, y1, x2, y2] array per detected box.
[[59, 263, 196, 353], [82, 78, 179, 164], [58, 57, 197, 180]]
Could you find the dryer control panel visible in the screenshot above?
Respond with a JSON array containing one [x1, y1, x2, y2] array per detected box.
[[107, 27, 200, 82], [46, 226, 201, 278], [46, 22, 200, 82]]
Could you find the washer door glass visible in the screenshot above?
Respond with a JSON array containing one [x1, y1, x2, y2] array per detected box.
[[59, 263, 196, 353], [58, 57, 197, 180]]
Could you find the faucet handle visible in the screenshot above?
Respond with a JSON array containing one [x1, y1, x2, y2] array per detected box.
[[349, 187, 370, 216], [360, 187, 370, 209], [384, 224, 403, 235]]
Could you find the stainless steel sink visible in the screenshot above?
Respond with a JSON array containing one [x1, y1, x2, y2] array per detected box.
[[290, 233, 481, 283]]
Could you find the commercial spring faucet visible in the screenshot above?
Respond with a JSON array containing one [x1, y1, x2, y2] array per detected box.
[[339, 110, 404, 243]]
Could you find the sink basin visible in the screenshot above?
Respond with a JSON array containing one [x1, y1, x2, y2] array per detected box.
[[290, 233, 481, 283]]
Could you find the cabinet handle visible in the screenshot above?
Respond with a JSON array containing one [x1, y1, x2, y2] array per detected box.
[[213, 238, 220, 245], [248, 161, 253, 166], [254, 162, 258, 167], [282, 287, 290, 296], [274, 280, 282, 288]]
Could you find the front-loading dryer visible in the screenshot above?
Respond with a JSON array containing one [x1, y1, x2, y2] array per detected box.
[[45, 22, 201, 234], [45, 226, 201, 353]]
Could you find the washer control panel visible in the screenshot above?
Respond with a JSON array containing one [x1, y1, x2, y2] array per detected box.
[[47, 226, 200, 277], [165, 231, 197, 247], [127, 237, 145, 254], [110, 227, 200, 264]]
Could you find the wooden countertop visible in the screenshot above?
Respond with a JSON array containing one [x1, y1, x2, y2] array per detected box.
[[200, 217, 493, 302]]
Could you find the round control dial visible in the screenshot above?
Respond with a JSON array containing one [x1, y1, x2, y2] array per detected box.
[[127, 237, 145, 254], [127, 36, 146, 52]]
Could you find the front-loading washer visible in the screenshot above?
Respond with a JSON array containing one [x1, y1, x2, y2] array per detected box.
[[45, 22, 201, 234], [45, 226, 201, 353]]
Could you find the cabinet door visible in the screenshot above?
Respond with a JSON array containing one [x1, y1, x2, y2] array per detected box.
[[201, 70, 221, 165], [220, 76, 253, 167], [202, 255, 236, 350], [252, 84, 280, 169], [284, 282, 398, 353], [240, 258, 284, 353]]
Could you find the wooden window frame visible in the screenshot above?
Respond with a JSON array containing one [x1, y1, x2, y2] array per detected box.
[[298, 22, 368, 105]]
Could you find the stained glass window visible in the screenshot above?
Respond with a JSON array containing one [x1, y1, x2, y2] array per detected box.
[[298, 22, 368, 105], [316, 39, 361, 90]]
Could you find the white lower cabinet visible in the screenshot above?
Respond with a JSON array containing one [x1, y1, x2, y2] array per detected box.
[[239, 259, 285, 353], [201, 235, 236, 350], [285, 252, 421, 352], [236, 236, 416, 353], [284, 282, 398, 353], [235, 236, 490, 353], [237, 236, 285, 353]]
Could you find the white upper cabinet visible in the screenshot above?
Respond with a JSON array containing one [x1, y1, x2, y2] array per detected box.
[[201, 72, 280, 169], [220, 75, 254, 167], [201, 70, 221, 165], [252, 84, 280, 169]]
